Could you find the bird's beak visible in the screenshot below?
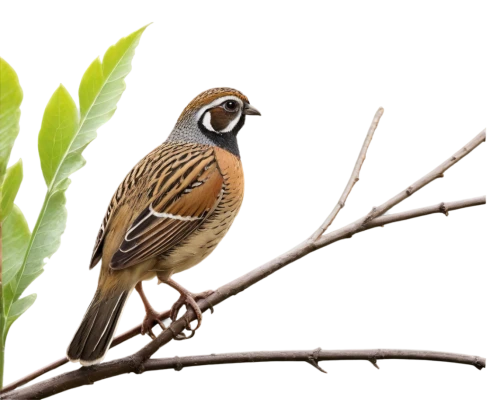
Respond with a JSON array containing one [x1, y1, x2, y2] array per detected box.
[[243, 103, 261, 116]]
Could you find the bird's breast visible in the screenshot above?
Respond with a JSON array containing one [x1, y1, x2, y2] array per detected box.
[[161, 147, 244, 273]]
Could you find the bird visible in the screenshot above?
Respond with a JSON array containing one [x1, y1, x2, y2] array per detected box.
[[67, 87, 260, 366]]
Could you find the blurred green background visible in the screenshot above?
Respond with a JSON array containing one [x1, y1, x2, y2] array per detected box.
[[0, 1, 496, 381]]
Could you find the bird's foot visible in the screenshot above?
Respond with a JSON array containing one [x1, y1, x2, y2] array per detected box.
[[170, 291, 204, 331], [159, 277, 214, 333], [141, 309, 166, 340]]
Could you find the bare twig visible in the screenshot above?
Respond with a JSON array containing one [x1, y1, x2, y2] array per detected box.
[[1, 349, 485, 399], [313, 130, 486, 250], [1, 118, 486, 398], [311, 196, 486, 251], [140, 348, 488, 371], [368, 130, 485, 220], [311, 107, 384, 240], [364, 196, 486, 228]]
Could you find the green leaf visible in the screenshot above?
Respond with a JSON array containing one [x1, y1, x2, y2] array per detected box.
[[7, 293, 38, 329], [55, 152, 85, 190], [1, 206, 30, 297], [79, 57, 104, 118], [0, 58, 23, 181], [60, 23, 149, 192], [1, 159, 23, 222], [9, 190, 66, 315], [38, 85, 79, 186]]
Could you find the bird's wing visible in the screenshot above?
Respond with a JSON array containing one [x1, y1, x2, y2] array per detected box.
[[89, 143, 224, 270]]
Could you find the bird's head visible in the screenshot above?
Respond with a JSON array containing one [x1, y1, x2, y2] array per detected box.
[[169, 88, 260, 157], [181, 87, 260, 134]]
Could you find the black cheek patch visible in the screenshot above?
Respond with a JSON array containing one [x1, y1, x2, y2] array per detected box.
[[210, 108, 235, 132]]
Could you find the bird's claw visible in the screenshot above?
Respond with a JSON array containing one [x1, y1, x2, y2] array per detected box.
[[141, 310, 166, 340], [170, 289, 214, 332]]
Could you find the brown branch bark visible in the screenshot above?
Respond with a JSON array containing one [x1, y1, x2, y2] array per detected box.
[[1, 349, 486, 399], [1, 116, 486, 398], [311, 107, 384, 240], [362, 130, 485, 221], [143, 348, 486, 371]]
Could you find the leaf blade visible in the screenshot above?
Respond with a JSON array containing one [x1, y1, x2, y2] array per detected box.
[[78, 57, 104, 118], [14, 184, 67, 302], [0, 58, 23, 181], [102, 24, 150, 79], [3, 294, 36, 341], [0, 159, 23, 222], [58, 23, 149, 190], [1, 206, 30, 289], [38, 85, 79, 186]]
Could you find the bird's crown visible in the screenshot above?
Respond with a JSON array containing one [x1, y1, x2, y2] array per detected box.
[[178, 87, 249, 121]]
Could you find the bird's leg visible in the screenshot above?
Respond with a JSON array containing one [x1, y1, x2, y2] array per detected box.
[[158, 277, 214, 332], [135, 281, 166, 339]]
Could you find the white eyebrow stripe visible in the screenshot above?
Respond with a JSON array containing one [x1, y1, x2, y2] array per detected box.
[[196, 95, 244, 120]]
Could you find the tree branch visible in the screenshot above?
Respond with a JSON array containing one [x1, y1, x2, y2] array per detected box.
[[1, 113, 486, 398], [310, 195, 486, 251], [365, 130, 485, 220], [141, 348, 487, 371], [1, 349, 486, 399], [311, 107, 384, 240]]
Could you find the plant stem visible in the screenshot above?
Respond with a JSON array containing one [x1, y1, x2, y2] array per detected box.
[[0, 337, 4, 390], [0, 221, 4, 389]]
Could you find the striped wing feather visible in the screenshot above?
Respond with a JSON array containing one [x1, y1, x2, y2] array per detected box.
[[89, 143, 223, 270]]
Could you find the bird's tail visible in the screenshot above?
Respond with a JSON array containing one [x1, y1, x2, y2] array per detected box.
[[67, 288, 130, 366]]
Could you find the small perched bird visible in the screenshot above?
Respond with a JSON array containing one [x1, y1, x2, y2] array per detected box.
[[67, 88, 260, 366]]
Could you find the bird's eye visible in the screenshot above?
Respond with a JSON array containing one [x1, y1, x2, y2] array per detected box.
[[223, 100, 238, 112]]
